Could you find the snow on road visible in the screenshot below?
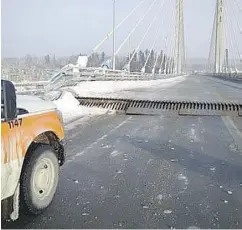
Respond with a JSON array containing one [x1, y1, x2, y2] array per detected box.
[[71, 75, 186, 97], [54, 76, 186, 123], [53, 92, 112, 123]]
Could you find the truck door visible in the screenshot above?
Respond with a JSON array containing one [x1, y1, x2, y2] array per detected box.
[[1, 85, 23, 201]]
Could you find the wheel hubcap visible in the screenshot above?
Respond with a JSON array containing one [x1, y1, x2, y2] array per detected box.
[[33, 158, 55, 200]]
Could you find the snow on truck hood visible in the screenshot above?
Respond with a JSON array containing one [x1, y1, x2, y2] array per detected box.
[[17, 95, 57, 113]]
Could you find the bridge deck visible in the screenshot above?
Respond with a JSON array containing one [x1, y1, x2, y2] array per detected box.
[[3, 75, 242, 229]]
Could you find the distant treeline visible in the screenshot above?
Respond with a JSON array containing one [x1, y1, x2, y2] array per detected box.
[[87, 49, 173, 73]]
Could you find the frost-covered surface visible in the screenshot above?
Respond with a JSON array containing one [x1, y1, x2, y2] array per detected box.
[[71, 75, 186, 98], [53, 92, 111, 123]]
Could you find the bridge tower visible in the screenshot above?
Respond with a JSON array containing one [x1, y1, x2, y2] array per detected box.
[[175, 0, 185, 75], [214, 0, 225, 73]]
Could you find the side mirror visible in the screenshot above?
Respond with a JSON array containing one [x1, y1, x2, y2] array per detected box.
[[1, 80, 17, 121]]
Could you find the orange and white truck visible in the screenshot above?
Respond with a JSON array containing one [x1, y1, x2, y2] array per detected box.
[[1, 80, 65, 221]]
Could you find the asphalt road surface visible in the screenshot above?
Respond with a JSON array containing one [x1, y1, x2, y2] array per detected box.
[[107, 75, 242, 103], [3, 75, 242, 229]]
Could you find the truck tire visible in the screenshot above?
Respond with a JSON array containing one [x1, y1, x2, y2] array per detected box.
[[20, 144, 59, 215]]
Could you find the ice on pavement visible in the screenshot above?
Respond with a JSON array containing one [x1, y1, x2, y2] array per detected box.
[[53, 91, 110, 123], [71, 75, 186, 98]]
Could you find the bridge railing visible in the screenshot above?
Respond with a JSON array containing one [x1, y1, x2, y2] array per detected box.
[[203, 72, 242, 79], [13, 67, 181, 94]]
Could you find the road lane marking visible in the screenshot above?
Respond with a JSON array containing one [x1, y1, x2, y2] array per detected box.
[[211, 86, 242, 155], [66, 116, 132, 162], [222, 116, 242, 154]]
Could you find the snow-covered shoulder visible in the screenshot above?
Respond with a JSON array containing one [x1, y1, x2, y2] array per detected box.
[[71, 75, 186, 97], [53, 91, 111, 123], [52, 76, 186, 123]]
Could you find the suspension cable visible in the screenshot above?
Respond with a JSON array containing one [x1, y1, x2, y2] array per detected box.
[[167, 26, 176, 74], [224, 2, 237, 71], [158, 5, 177, 73], [115, 0, 159, 55], [179, 0, 186, 72], [142, 0, 170, 71], [153, 53, 159, 73], [169, 0, 178, 74], [159, 37, 168, 73], [224, 7, 230, 72], [230, 0, 242, 61], [164, 38, 173, 74], [165, 15, 176, 74], [225, 0, 241, 61], [153, 1, 176, 73], [232, 0, 242, 28], [142, 28, 161, 71], [233, 0, 242, 12], [159, 33, 173, 73], [92, 0, 146, 53], [170, 25, 177, 74], [127, 0, 166, 65], [208, 2, 218, 72]]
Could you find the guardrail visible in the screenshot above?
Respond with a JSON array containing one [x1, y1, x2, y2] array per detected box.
[[201, 72, 242, 82], [203, 72, 242, 78], [14, 67, 179, 94]]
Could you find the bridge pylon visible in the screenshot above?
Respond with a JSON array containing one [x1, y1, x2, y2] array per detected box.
[[214, 0, 225, 74], [175, 0, 185, 75]]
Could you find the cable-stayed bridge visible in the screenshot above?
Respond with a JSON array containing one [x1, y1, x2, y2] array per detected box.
[[3, 2, 242, 229], [8, 0, 242, 93]]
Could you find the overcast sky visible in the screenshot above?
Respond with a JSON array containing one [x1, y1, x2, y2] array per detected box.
[[2, 0, 240, 59]]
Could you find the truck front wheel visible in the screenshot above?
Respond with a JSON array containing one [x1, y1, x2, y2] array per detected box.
[[20, 144, 59, 215]]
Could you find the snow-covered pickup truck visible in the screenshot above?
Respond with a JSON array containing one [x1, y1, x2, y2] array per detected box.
[[1, 80, 65, 221]]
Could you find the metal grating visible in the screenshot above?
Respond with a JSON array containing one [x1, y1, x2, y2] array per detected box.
[[75, 97, 242, 117], [77, 97, 130, 113]]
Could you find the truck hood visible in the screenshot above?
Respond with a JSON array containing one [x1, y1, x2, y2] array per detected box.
[[16, 95, 57, 114]]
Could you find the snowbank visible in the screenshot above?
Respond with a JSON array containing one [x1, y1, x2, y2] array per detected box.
[[71, 75, 186, 97], [53, 92, 110, 123], [54, 76, 186, 123]]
